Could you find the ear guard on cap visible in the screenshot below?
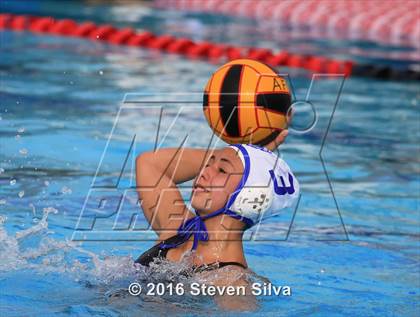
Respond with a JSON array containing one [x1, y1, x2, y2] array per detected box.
[[227, 144, 299, 227], [230, 184, 273, 221]]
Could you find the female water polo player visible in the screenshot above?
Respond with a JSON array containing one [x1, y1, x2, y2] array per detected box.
[[134, 130, 299, 273]]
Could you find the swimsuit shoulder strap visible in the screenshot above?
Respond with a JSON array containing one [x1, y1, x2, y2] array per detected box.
[[135, 234, 184, 266], [194, 261, 247, 273], [217, 261, 247, 269]]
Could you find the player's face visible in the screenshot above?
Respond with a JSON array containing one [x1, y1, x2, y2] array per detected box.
[[191, 147, 243, 213]]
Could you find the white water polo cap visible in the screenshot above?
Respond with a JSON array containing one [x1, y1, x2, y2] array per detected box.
[[225, 144, 300, 227]]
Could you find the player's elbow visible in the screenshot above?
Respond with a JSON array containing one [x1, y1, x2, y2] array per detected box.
[[135, 152, 155, 182], [136, 151, 153, 168]]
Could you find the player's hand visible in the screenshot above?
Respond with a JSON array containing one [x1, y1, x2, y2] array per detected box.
[[264, 129, 288, 152]]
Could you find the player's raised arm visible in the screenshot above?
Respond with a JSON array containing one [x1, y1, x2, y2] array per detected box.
[[135, 147, 211, 234]]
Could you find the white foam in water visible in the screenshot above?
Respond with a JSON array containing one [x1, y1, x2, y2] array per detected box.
[[0, 209, 190, 284], [0, 215, 28, 271], [14, 207, 56, 240], [0, 209, 119, 281], [0, 207, 260, 309]]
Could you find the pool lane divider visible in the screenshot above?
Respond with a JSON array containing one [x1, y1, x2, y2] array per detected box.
[[1, 13, 418, 80], [154, 0, 419, 49]]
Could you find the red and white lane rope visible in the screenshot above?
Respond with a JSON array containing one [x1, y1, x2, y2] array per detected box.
[[1, 13, 418, 80], [154, 0, 420, 48]]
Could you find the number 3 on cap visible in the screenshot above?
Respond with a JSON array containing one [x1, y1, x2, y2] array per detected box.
[[269, 170, 295, 195]]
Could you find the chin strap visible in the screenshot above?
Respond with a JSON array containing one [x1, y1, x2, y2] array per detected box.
[[159, 208, 254, 251], [159, 208, 225, 250]]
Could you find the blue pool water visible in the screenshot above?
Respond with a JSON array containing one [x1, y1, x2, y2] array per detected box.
[[0, 1, 419, 316]]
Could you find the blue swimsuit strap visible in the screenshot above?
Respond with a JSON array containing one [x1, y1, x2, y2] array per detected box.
[[160, 144, 254, 251]]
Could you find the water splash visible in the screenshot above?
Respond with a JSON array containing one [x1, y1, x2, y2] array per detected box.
[[0, 210, 194, 286], [0, 208, 75, 273], [0, 208, 263, 314], [0, 215, 27, 271], [29, 203, 36, 216], [15, 207, 57, 240]]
